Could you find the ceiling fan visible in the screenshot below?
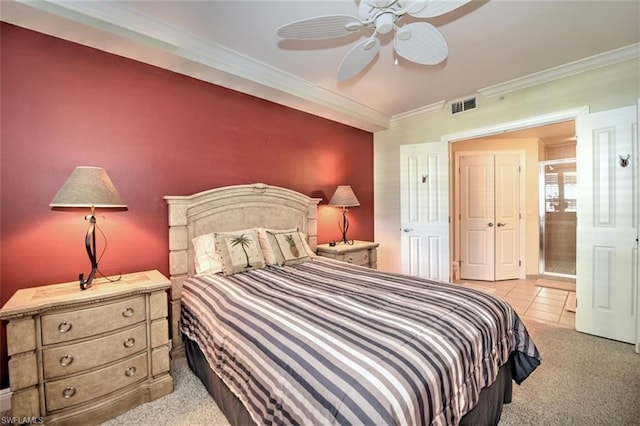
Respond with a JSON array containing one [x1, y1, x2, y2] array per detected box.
[[277, 0, 471, 82]]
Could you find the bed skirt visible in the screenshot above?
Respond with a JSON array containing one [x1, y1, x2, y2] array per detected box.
[[184, 336, 513, 426]]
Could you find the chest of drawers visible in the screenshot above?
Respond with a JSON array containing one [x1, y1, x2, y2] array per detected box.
[[0, 270, 173, 425]]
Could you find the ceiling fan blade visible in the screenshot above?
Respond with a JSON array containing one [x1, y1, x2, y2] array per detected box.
[[277, 15, 362, 40], [407, 0, 472, 18], [338, 37, 380, 82], [394, 22, 448, 65]]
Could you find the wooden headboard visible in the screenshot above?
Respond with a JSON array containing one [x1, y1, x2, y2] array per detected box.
[[164, 182, 321, 355]]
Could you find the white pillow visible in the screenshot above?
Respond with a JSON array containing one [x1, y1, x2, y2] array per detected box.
[[298, 231, 316, 258], [192, 233, 222, 275]]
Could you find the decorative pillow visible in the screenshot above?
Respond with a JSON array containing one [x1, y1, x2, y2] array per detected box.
[[214, 230, 266, 275], [258, 228, 294, 265], [267, 230, 311, 266], [192, 233, 222, 275], [258, 228, 316, 265]]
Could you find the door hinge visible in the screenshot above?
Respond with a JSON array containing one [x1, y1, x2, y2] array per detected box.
[[518, 260, 522, 267]]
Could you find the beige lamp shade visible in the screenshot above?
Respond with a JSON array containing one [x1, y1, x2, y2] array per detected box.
[[50, 166, 127, 209], [328, 185, 360, 207]]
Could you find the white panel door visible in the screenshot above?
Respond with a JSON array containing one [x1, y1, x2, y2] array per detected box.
[[400, 142, 450, 282], [576, 105, 638, 344], [459, 154, 495, 281], [459, 153, 521, 281], [495, 154, 521, 280]]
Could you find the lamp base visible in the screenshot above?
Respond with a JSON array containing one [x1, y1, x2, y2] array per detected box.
[[79, 269, 97, 290], [338, 207, 355, 245], [79, 214, 98, 290]]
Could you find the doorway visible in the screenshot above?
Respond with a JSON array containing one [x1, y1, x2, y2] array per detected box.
[[539, 159, 577, 278], [448, 118, 577, 282]]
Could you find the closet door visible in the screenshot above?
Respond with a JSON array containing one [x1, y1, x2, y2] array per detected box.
[[495, 154, 521, 280], [459, 153, 521, 281], [460, 154, 495, 281]]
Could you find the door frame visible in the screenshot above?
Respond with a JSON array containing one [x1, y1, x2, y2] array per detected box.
[[454, 150, 526, 280], [442, 106, 590, 279]]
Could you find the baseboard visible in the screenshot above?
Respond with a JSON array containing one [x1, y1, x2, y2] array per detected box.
[[0, 388, 11, 413]]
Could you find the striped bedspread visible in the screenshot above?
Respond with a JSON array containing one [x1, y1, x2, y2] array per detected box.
[[180, 258, 540, 426]]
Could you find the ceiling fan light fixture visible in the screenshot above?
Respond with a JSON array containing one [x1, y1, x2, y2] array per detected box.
[[278, 0, 471, 81], [375, 12, 395, 34]]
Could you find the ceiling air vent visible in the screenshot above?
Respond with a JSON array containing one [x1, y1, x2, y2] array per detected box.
[[451, 96, 477, 115]]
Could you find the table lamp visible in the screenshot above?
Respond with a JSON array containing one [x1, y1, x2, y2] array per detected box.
[[328, 185, 360, 245], [50, 166, 127, 290]]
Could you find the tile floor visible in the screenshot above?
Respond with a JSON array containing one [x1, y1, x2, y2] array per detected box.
[[456, 277, 576, 329]]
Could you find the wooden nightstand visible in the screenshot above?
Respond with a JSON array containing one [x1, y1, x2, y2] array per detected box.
[[316, 241, 379, 268], [0, 270, 173, 425]]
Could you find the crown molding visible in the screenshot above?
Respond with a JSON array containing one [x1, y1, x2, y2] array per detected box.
[[4, 1, 638, 133], [5, 0, 390, 132], [478, 43, 640, 99], [389, 101, 446, 126]]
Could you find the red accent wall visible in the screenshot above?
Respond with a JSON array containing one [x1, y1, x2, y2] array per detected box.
[[0, 23, 374, 387]]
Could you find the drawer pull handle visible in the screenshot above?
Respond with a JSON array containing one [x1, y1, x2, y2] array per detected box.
[[122, 307, 135, 318], [62, 386, 76, 399], [59, 354, 74, 367], [123, 338, 136, 348], [125, 366, 137, 377], [58, 321, 72, 333], [363, 254, 368, 260], [347, 258, 353, 263]]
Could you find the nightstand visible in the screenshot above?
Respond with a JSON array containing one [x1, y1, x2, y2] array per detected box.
[[316, 241, 379, 268], [0, 270, 173, 425]]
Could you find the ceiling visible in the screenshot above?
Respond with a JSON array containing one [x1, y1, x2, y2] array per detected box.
[[2, 1, 639, 134]]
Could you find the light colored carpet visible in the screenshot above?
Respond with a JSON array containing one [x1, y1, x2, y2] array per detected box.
[[103, 319, 640, 425], [102, 357, 230, 426], [536, 278, 576, 292], [500, 319, 640, 425]]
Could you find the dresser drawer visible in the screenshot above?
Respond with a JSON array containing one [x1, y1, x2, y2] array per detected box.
[[341, 250, 370, 266], [45, 352, 148, 411], [43, 323, 148, 379], [41, 296, 146, 345]]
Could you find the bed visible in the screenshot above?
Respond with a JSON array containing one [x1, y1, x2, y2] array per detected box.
[[165, 183, 540, 425]]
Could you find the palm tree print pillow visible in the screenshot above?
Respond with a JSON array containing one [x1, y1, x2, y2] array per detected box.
[[214, 230, 266, 276]]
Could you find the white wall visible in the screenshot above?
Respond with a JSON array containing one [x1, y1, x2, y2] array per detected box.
[[374, 59, 640, 273]]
